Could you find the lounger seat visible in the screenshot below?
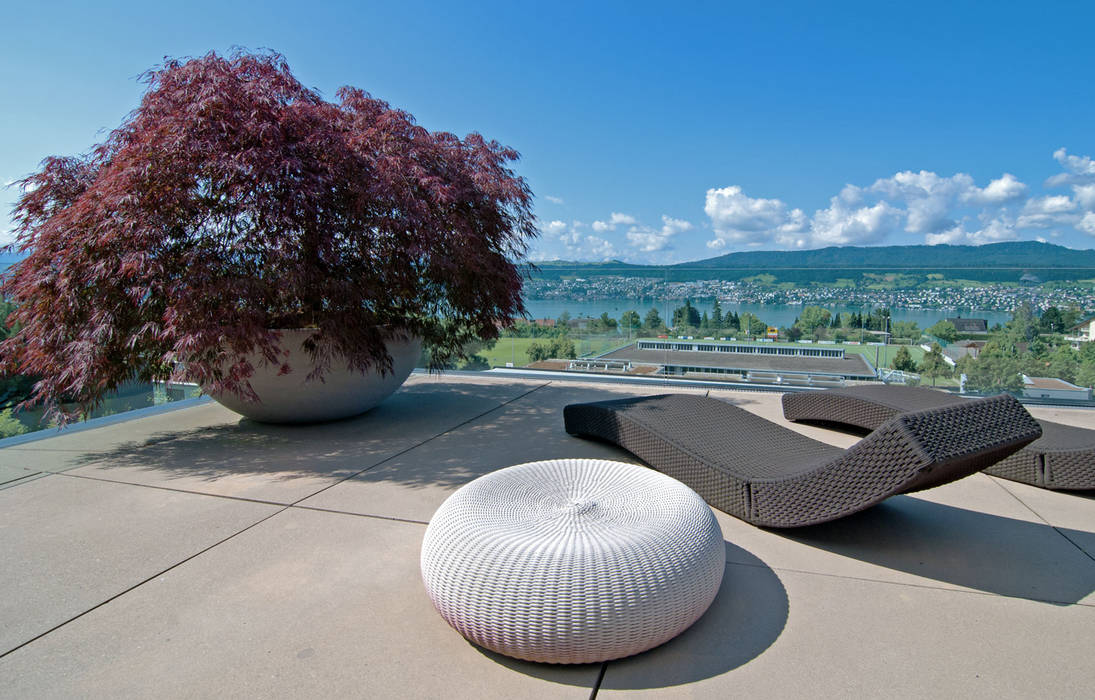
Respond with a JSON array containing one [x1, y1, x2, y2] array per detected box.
[[564, 393, 1041, 528], [782, 385, 1095, 490]]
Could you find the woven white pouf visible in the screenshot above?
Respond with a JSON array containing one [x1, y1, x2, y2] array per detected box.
[[420, 459, 725, 664]]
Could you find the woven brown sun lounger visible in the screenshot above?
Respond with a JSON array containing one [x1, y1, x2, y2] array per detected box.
[[564, 393, 1041, 528], [782, 385, 1095, 491]]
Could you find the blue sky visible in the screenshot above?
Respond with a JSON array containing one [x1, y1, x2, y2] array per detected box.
[[3, 1, 1095, 263]]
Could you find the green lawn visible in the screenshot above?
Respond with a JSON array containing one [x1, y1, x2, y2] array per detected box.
[[482, 335, 631, 367], [841, 343, 924, 367]]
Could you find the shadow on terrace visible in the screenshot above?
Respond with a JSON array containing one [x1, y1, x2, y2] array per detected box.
[[62, 381, 550, 488], [780, 498, 1095, 605], [479, 541, 791, 690], [60, 378, 1095, 608]]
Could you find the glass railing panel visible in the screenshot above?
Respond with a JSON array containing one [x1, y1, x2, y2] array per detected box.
[[0, 381, 203, 439]]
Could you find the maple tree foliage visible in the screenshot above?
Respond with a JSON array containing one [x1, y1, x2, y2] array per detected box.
[[0, 51, 537, 421]]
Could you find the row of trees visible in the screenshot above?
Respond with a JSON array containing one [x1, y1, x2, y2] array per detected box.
[[890, 343, 952, 385], [670, 300, 771, 336], [526, 338, 577, 363], [786, 306, 919, 343], [507, 302, 919, 344], [925, 305, 1084, 345]]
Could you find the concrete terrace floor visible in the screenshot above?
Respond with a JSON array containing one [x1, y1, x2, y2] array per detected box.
[[2, 373, 1094, 699]]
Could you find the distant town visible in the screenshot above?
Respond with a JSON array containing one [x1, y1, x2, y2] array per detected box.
[[525, 275, 1095, 313]]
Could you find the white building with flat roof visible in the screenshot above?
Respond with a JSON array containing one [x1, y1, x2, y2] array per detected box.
[[1021, 375, 1093, 401]]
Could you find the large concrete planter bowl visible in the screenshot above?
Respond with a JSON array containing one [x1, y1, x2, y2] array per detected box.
[[206, 330, 421, 423]]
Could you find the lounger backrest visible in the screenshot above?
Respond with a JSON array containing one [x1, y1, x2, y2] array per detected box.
[[836, 393, 1040, 493], [748, 394, 1041, 526]]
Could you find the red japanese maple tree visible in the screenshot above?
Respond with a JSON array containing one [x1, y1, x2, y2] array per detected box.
[[1, 51, 536, 419]]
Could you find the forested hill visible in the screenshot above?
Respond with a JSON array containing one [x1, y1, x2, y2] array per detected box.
[[530, 241, 1095, 284], [682, 241, 1095, 270]]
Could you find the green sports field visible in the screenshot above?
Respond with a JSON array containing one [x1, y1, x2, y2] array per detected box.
[[482, 336, 631, 367]]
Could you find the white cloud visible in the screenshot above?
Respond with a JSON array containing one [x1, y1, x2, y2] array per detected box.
[[542, 149, 1095, 261], [544, 220, 568, 236], [965, 173, 1028, 205], [1073, 184, 1095, 210], [925, 216, 1020, 246], [810, 197, 902, 246], [704, 186, 792, 240], [625, 230, 668, 252], [866, 171, 1027, 235], [582, 235, 618, 259], [974, 217, 1022, 243], [625, 215, 693, 253], [543, 195, 564, 205], [1017, 195, 1078, 229], [700, 153, 1095, 251], [1055, 148, 1095, 175], [1026, 195, 1076, 214], [591, 212, 637, 232], [530, 218, 621, 261], [1046, 148, 1095, 187], [1078, 211, 1095, 236], [924, 225, 967, 246], [869, 171, 965, 234], [704, 184, 895, 249], [534, 210, 693, 262]]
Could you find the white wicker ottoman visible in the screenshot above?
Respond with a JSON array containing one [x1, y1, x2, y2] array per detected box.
[[420, 458, 725, 664]]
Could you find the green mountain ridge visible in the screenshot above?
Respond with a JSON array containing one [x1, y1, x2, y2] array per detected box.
[[534, 241, 1095, 270], [529, 242, 1095, 284], [681, 241, 1095, 269]]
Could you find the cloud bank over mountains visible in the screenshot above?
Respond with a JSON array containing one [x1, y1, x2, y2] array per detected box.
[[538, 213, 695, 262], [534, 149, 1095, 263], [706, 149, 1095, 252]]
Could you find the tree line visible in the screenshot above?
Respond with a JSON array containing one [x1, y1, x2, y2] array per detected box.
[[952, 303, 1095, 392]]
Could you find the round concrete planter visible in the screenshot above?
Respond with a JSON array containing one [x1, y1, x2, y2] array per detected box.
[[206, 330, 421, 423]]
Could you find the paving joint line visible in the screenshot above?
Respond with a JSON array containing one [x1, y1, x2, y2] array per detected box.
[[291, 503, 428, 526], [283, 382, 552, 508], [0, 471, 42, 487], [986, 475, 1095, 564], [0, 504, 292, 661], [42, 471, 434, 526], [46, 471, 288, 508], [0, 472, 51, 491], [760, 561, 1093, 607], [589, 662, 607, 699]]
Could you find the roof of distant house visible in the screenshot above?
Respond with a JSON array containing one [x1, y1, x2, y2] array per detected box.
[[946, 317, 989, 333], [1070, 316, 1095, 330], [1023, 375, 1089, 391]]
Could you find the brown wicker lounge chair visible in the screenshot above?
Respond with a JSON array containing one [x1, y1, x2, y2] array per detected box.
[[782, 385, 1095, 490], [564, 393, 1041, 528]]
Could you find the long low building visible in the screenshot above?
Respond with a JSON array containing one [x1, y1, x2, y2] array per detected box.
[[596, 341, 878, 383]]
